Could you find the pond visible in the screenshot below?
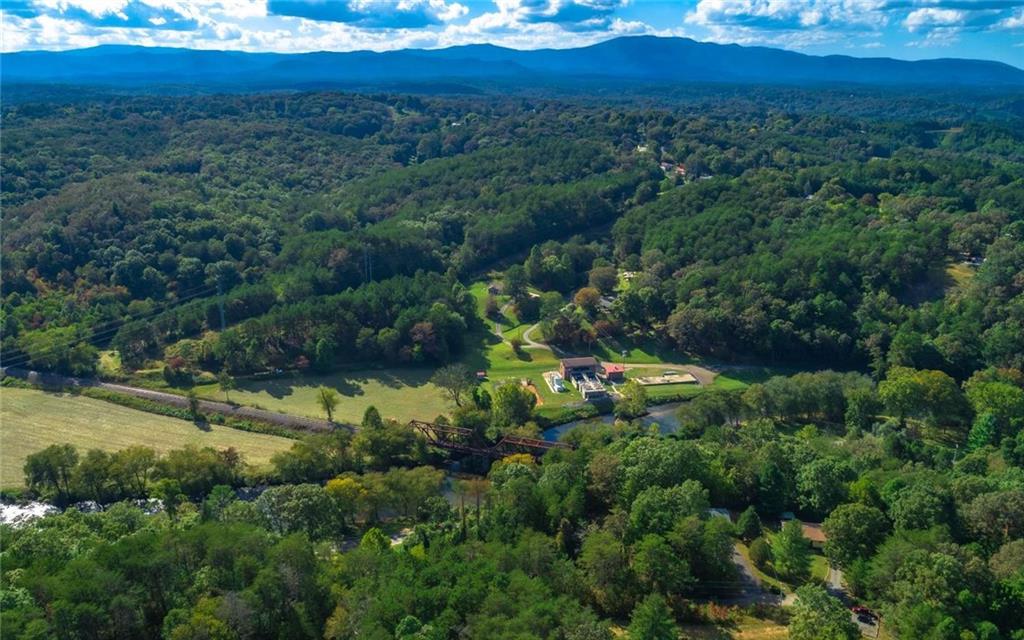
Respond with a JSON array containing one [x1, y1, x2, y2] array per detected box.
[[542, 401, 684, 441]]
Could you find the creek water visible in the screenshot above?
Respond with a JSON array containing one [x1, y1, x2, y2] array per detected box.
[[541, 401, 684, 441]]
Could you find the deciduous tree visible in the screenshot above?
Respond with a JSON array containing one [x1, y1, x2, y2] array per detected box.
[[789, 585, 859, 640], [431, 363, 475, 407], [316, 385, 340, 422], [772, 520, 811, 581]]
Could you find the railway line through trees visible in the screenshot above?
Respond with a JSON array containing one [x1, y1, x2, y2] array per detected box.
[[2, 367, 573, 460]]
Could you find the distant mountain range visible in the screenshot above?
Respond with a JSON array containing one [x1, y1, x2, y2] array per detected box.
[[4, 36, 1022, 90]]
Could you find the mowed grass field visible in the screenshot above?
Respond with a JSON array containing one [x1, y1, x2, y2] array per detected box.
[[191, 329, 775, 426], [195, 367, 452, 425], [175, 280, 797, 426], [0, 387, 295, 488]]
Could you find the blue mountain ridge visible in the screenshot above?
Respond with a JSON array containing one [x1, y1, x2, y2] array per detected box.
[[4, 36, 1022, 88]]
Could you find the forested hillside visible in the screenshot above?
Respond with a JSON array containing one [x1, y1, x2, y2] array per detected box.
[[2, 84, 1024, 640], [3, 88, 1021, 376]]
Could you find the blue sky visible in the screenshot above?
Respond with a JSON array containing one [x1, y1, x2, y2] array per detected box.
[[2, 1, 1022, 66]]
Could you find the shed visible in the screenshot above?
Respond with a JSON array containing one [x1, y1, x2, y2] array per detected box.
[[801, 522, 827, 549], [601, 363, 626, 382]]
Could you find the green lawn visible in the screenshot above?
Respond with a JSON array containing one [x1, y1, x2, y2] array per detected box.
[[0, 387, 294, 488], [459, 331, 582, 408], [679, 617, 789, 640], [738, 537, 830, 595], [735, 542, 793, 595], [592, 335, 689, 365], [195, 367, 453, 425], [810, 553, 830, 583], [174, 281, 798, 427], [468, 281, 496, 319]]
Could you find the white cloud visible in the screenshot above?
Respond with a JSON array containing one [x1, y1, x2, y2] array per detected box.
[[904, 7, 964, 31], [683, 0, 1024, 50], [995, 7, 1024, 30], [683, 0, 892, 49], [35, 0, 131, 19], [473, 0, 629, 32], [1, 0, 1019, 56], [267, 0, 468, 28]]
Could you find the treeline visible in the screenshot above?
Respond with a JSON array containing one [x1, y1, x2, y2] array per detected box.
[[12, 87, 1012, 377], [21, 406, 430, 507], [5, 364, 1024, 639], [9, 270, 475, 379], [213, 272, 474, 373], [23, 442, 246, 507], [606, 153, 1023, 372]]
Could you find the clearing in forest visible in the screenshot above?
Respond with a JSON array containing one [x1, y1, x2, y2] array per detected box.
[[0, 387, 295, 488]]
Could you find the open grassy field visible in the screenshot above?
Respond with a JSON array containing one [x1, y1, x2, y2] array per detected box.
[[0, 387, 295, 488], [178, 282, 797, 427], [189, 331, 588, 427], [191, 328, 783, 426], [461, 331, 583, 406], [195, 366, 453, 425]]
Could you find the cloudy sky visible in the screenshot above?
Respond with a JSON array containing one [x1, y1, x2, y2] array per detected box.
[[2, 0, 1022, 65]]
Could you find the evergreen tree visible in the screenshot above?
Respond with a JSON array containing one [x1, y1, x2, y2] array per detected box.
[[968, 412, 998, 451], [749, 537, 771, 570], [772, 520, 811, 581], [628, 594, 679, 640], [736, 506, 762, 542]]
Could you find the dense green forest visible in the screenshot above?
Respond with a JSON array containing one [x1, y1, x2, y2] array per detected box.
[[2, 84, 1023, 639], [3, 88, 1022, 376], [4, 366, 1024, 639]]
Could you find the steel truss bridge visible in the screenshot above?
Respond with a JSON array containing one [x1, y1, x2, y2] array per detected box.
[[408, 420, 573, 458]]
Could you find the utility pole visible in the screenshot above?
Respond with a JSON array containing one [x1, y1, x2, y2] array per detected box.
[[216, 279, 226, 333]]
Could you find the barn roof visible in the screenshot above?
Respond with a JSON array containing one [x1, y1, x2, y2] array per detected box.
[[801, 522, 827, 543], [561, 356, 599, 368]]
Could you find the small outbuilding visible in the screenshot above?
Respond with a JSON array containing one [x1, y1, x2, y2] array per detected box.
[[801, 522, 827, 550], [600, 363, 626, 383]]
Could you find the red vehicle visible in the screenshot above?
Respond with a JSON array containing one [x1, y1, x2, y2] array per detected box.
[[851, 606, 873, 616]]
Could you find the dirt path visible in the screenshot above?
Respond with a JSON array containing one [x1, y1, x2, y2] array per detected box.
[[521, 323, 557, 353], [2, 367, 338, 433]]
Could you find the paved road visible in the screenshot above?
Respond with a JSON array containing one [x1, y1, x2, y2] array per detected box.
[[1, 366, 340, 433], [492, 302, 514, 340], [729, 544, 783, 605], [521, 322, 557, 352], [826, 566, 880, 638], [691, 544, 785, 607]]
